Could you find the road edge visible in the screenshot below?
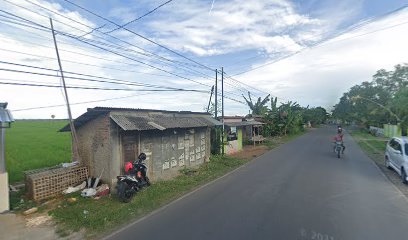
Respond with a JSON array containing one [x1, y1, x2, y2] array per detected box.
[[102, 131, 310, 240]]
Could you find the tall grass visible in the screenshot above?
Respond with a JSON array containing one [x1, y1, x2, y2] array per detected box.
[[5, 120, 71, 183]]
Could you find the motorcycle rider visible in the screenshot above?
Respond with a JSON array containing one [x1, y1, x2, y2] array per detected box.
[[333, 127, 346, 153]]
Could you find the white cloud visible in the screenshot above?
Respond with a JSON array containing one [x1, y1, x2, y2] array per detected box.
[[2, 0, 407, 119], [234, 7, 408, 112], [144, 0, 322, 56], [0, 0, 213, 119]]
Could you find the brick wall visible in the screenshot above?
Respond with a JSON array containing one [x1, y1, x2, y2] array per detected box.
[[76, 114, 112, 184]]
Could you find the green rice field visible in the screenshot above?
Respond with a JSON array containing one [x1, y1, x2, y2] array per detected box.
[[5, 120, 71, 183]]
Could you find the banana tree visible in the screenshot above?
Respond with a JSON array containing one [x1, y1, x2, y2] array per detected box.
[[243, 92, 270, 115]]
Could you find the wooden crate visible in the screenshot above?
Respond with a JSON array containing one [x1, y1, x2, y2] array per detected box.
[[25, 166, 88, 201]]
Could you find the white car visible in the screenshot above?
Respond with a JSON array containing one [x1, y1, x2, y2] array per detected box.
[[385, 137, 408, 184]]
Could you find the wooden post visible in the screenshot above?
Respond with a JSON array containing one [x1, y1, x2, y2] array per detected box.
[[50, 18, 80, 162]]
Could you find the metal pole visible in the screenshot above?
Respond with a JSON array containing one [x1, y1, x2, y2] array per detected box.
[[0, 128, 5, 173], [50, 18, 80, 162], [215, 69, 218, 119], [221, 67, 225, 155]]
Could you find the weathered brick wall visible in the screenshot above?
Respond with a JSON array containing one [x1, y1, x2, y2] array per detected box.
[[139, 127, 211, 181], [76, 114, 112, 184]]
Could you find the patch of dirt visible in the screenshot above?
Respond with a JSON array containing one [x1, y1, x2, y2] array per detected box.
[[230, 145, 269, 160], [26, 215, 53, 227]]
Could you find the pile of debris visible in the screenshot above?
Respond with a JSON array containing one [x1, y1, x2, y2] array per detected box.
[[62, 167, 109, 199]]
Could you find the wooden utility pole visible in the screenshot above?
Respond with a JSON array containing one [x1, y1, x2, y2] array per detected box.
[[221, 67, 225, 155], [50, 18, 80, 162]]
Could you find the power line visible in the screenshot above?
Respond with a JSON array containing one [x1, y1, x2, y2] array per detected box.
[[0, 61, 245, 102], [1, 4, 260, 99], [18, 0, 206, 70], [0, 9, 249, 105], [0, 10, 213, 88], [63, 0, 214, 72], [104, 0, 174, 34], [11, 92, 154, 112], [231, 5, 408, 76], [5, 0, 206, 77], [0, 10, 216, 82], [0, 63, 207, 91], [0, 80, 208, 92], [0, 47, 172, 78]]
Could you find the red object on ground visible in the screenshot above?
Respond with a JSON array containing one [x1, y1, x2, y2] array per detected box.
[[125, 162, 133, 173], [95, 184, 110, 197]]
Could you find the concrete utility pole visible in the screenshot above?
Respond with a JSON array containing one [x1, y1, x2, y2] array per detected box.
[[50, 18, 80, 162], [221, 67, 225, 155], [0, 102, 14, 213], [215, 69, 218, 119]]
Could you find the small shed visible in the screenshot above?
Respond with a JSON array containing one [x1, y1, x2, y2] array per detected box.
[[223, 116, 263, 154], [61, 107, 221, 186]]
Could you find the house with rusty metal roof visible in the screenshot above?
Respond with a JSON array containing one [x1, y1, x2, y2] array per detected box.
[[61, 107, 221, 186]]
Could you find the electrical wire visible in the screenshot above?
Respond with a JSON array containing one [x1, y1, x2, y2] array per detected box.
[[0, 10, 214, 88], [0, 9, 250, 105], [11, 92, 154, 112], [0, 64, 206, 91], [232, 5, 408, 76], [63, 0, 214, 71], [0, 10, 216, 82], [0, 48, 173, 78], [0, 80, 208, 92], [104, 0, 174, 34], [19, 0, 206, 70], [0, 3, 258, 98]]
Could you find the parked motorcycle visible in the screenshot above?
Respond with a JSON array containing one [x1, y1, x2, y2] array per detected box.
[[133, 157, 151, 188], [116, 153, 150, 203], [334, 141, 343, 158], [116, 175, 139, 203]]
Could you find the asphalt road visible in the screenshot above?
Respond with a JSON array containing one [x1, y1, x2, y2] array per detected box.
[[105, 126, 408, 240]]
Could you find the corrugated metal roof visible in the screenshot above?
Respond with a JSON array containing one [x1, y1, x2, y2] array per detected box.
[[60, 107, 222, 132], [60, 109, 109, 132], [111, 113, 220, 131], [224, 121, 264, 127]]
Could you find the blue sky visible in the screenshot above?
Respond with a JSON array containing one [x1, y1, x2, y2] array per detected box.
[[0, 0, 408, 118]]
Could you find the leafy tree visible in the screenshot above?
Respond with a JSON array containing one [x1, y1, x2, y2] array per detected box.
[[389, 87, 408, 135], [332, 63, 408, 129], [303, 107, 328, 126]]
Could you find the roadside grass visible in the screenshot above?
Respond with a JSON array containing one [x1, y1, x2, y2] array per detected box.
[[5, 120, 306, 238], [50, 155, 247, 238], [5, 120, 71, 183], [349, 129, 387, 157], [350, 128, 408, 198], [50, 132, 307, 239]]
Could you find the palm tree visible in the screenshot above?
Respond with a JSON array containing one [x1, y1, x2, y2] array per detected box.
[[243, 92, 270, 115]]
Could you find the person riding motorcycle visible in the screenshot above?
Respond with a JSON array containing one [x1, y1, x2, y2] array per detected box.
[[333, 127, 346, 153]]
